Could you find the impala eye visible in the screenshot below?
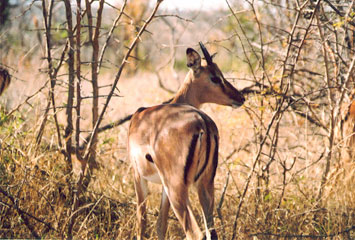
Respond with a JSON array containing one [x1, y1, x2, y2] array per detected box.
[[211, 76, 221, 84]]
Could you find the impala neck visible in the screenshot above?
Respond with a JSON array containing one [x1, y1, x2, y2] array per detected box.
[[170, 70, 202, 109]]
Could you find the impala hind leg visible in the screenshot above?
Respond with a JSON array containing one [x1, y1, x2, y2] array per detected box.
[[198, 136, 218, 239], [166, 186, 203, 240], [197, 180, 218, 239], [134, 173, 148, 240], [156, 187, 170, 240]]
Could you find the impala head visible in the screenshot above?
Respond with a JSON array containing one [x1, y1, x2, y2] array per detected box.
[[181, 42, 245, 108]]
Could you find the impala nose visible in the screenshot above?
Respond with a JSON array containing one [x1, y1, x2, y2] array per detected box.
[[232, 102, 243, 108], [240, 94, 246, 104], [232, 94, 245, 108]]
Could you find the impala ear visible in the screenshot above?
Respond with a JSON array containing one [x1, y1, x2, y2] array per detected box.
[[186, 48, 201, 72]]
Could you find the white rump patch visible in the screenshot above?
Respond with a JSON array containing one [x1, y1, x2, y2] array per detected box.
[[129, 141, 162, 184], [144, 172, 161, 184]]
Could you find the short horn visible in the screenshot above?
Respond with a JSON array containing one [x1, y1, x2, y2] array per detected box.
[[199, 42, 213, 65]]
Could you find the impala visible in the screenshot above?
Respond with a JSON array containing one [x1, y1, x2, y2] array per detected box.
[[0, 66, 11, 96], [128, 42, 245, 240]]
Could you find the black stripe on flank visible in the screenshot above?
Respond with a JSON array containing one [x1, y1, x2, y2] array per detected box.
[[145, 154, 154, 163], [194, 128, 211, 182], [184, 134, 200, 184], [210, 135, 219, 183]]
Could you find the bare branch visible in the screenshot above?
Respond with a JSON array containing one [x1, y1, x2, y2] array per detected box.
[[98, 0, 128, 71]]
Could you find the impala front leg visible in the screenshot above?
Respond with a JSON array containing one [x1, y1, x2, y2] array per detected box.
[[197, 181, 217, 240]]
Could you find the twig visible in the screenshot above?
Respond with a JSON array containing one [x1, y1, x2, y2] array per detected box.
[[277, 157, 296, 208], [98, 0, 127, 71], [155, 71, 176, 94], [6, 81, 48, 117], [36, 0, 59, 148], [225, 0, 258, 81], [75, 0, 82, 162], [316, 2, 335, 202], [216, 171, 230, 240], [81, 114, 132, 148], [154, 14, 193, 22], [77, 195, 104, 233], [63, 0, 76, 238]]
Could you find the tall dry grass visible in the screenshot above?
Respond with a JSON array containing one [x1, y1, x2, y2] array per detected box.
[[0, 63, 354, 239]]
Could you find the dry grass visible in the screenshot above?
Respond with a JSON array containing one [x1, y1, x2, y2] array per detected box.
[[0, 65, 354, 240]]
